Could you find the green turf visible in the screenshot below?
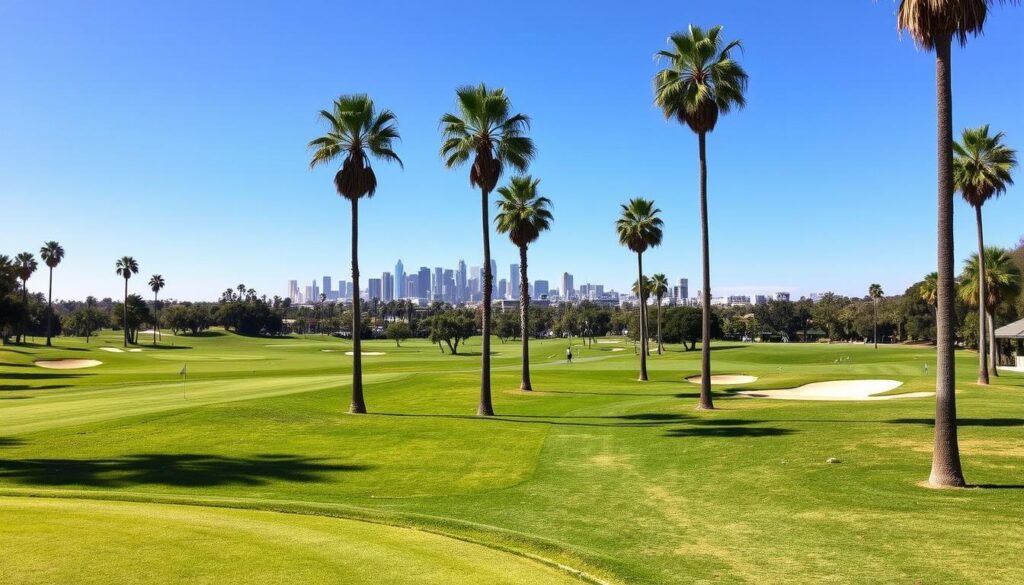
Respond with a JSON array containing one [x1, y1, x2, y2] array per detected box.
[[2, 331, 1023, 584]]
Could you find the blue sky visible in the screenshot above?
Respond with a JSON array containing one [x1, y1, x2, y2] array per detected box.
[[1, 0, 1021, 302]]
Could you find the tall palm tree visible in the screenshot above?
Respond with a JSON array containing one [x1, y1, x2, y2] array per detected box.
[[441, 84, 535, 416], [39, 241, 65, 347], [953, 124, 1017, 384], [868, 284, 884, 349], [960, 247, 1022, 377], [85, 296, 97, 344], [632, 276, 652, 356], [115, 257, 139, 347], [495, 175, 553, 392], [14, 252, 38, 344], [617, 198, 664, 382], [651, 273, 669, 354], [309, 94, 402, 415], [148, 274, 165, 345], [654, 24, 748, 410], [920, 272, 939, 311], [897, 0, 1017, 488]]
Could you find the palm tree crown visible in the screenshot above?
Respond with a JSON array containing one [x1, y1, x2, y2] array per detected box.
[[116, 256, 139, 280], [953, 124, 1017, 208], [40, 241, 64, 269], [149, 274, 165, 294], [654, 25, 748, 134], [15, 252, 37, 284], [897, 0, 1016, 49], [616, 198, 664, 254], [440, 84, 535, 192], [494, 176, 553, 247], [959, 247, 1022, 312], [869, 284, 884, 300], [651, 274, 669, 302], [308, 94, 403, 200]]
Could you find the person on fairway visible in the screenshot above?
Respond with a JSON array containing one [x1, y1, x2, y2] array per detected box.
[[566, 346, 573, 364]]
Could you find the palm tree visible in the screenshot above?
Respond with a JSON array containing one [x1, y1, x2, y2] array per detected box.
[[616, 198, 664, 382], [39, 241, 65, 347], [953, 124, 1017, 384], [441, 84, 535, 416], [148, 274, 165, 345], [654, 24, 748, 410], [897, 0, 1018, 488], [115, 257, 139, 347], [960, 248, 1022, 377], [920, 272, 939, 311], [85, 296, 97, 344], [495, 175, 553, 392], [632, 276, 652, 356], [651, 274, 669, 354], [868, 284, 884, 348], [309, 94, 402, 415], [14, 252, 38, 343]]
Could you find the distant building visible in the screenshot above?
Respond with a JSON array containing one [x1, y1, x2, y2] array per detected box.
[[509, 263, 520, 300], [754, 294, 768, 305], [489, 259, 497, 291], [534, 280, 549, 298], [406, 275, 417, 299], [457, 260, 467, 303], [469, 266, 481, 296], [443, 269, 455, 303], [382, 272, 394, 301], [561, 272, 574, 301], [394, 260, 405, 298], [673, 278, 688, 304], [775, 292, 791, 302], [287, 280, 299, 303], [418, 267, 431, 301], [322, 276, 333, 300], [368, 278, 383, 301], [727, 295, 751, 306], [498, 278, 507, 299]]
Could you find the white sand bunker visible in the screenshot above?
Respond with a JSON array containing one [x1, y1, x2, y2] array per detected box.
[[99, 347, 124, 353], [687, 375, 758, 385], [597, 340, 622, 344], [344, 351, 386, 356], [738, 379, 934, 401], [35, 359, 103, 370], [127, 349, 143, 353], [610, 348, 625, 352]]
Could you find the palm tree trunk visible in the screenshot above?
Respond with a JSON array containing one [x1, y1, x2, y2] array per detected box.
[[349, 197, 367, 414], [45, 267, 53, 346], [637, 253, 648, 381], [20, 282, 27, 344], [988, 310, 999, 377], [929, 34, 966, 488], [657, 298, 662, 354], [873, 299, 878, 349], [697, 131, 714, 410], [153, 291, 158, 346], [519, 245, 532, 391], [478, 187, 495, 416], [974, 205, 989, 384], [123, 278, 128, 348]]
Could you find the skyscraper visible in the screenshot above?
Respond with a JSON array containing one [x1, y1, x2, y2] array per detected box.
[[561, 272, 574, 301], [433, 267, 443, 301], [382, 272, 394, 301], [509, 263, 519, 300], [394, 259, 405, 298], [406, 275, 417, 299], [489, 259, 497, 291], [322, 276, 332, 300], [443, 269, 455, 303], [534, 280, 549, 298], [417, 267, 430, 300], [311, 280, 320, 302], [498, 278, 507, 299], [287, 280, 299, 303], [368, 278, 382, 301], [457, 260, 467, 303], [469, 266, 481, 296]]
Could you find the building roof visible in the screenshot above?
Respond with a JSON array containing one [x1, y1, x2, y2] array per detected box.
[[994, 318, 1024, 339]]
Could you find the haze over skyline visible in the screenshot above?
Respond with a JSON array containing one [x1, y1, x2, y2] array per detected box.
[[2, 1, 1021, 302]]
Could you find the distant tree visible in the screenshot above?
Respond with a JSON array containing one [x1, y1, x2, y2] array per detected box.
[[493, 310, 519, 343], [655, 24, 747, 410], [111, 294, 151, 344], [148, 274, 165, 345], [0, 255, 23, 344], [39, 241, 65, 346], [811, 292, 847, 341], [868, 284, 884, 349], [495, 175, 553, 391], [14, 252, 38, 343], [663, 306, 721, 350], [616, 198, 663, 382], [441, 83, 535, 415], [309, 94, 403, 415], [650, 273, 669, 354], [115, 256, 139, 347], [953, 124, 1017, 383], [385, 321, 411, 347], [960, 247, 1022, 378], [427, 309, 476, 355]]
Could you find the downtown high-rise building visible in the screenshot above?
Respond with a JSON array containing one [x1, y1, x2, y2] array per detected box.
[[406, 275, 417, 299], [509, 264, 520, 300], [457, 260, 467, 303], [394, 259, 405, 298], [382, 272, 394, 301], [433, 267, 443, 301], [469, 266, 481, 297], [489, 259, 497, 291], [287, 280, 299, 303], [561, 272, 574, 301], [417, 267, 430, 301], [322, 276, 332, 300], [368, 278, 382, 301], [498, 278, 507, 299], [534, 280, 549, 298]]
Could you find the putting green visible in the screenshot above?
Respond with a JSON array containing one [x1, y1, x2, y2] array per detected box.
[[0, 497, 580, 585]]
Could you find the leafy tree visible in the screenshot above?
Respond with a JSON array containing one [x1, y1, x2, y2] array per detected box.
[[115, 256, 139, 347], [309, 94, 402, 414], [148, 274, 165, 345], [869, 284, 884, 348], [441, 84, 535, 415], [496, 175, 552, 390], [39, 241, 64, 346], [426, 309, 476, 355], [663, 306, 721, 350], [163, 304, 212, 335], [616, 198, 663, 382], [959, 247, 1022, 377], [655, 24, 747, 409], [896, 0, 1018, 488], [953, 124, 1017, 383], [493, 310, 519, 343], [0, 255, 25, 344], [384, 321, 411, 347], [14, 252, 37, 343], [111, 294, 151, 344], [650, 273, 669, 354]]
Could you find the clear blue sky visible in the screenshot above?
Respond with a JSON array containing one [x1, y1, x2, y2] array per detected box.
[[2, 1, 1021, 302]]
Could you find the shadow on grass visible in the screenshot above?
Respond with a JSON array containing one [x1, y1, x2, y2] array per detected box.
[[0, 384, 72, 392], [888, 418, 1024, 427], [375, 412, 693, 428], [0, 373, 90, 381], [663, 418, 796, 438], [971, 484, 1024, 490], [0, 453, 369, 488], [0, 438, 26, 448]]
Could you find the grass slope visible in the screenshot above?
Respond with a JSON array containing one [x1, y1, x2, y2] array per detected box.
[[2, 331, 1023, 583]]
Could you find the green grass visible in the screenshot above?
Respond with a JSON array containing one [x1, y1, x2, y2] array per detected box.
[[2, 331, 1023, 583]]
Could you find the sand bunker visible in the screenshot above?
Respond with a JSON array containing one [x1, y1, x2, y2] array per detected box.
[[610, 348, 625, 352], [35, 359, 103, 370], [127, 349, 143, 353], [344, 351, 386, 356], [99, 347, 124, 353], [597, 340, 622, 344], [738, 379, 933, 401], [686, 375, 758, 385]]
